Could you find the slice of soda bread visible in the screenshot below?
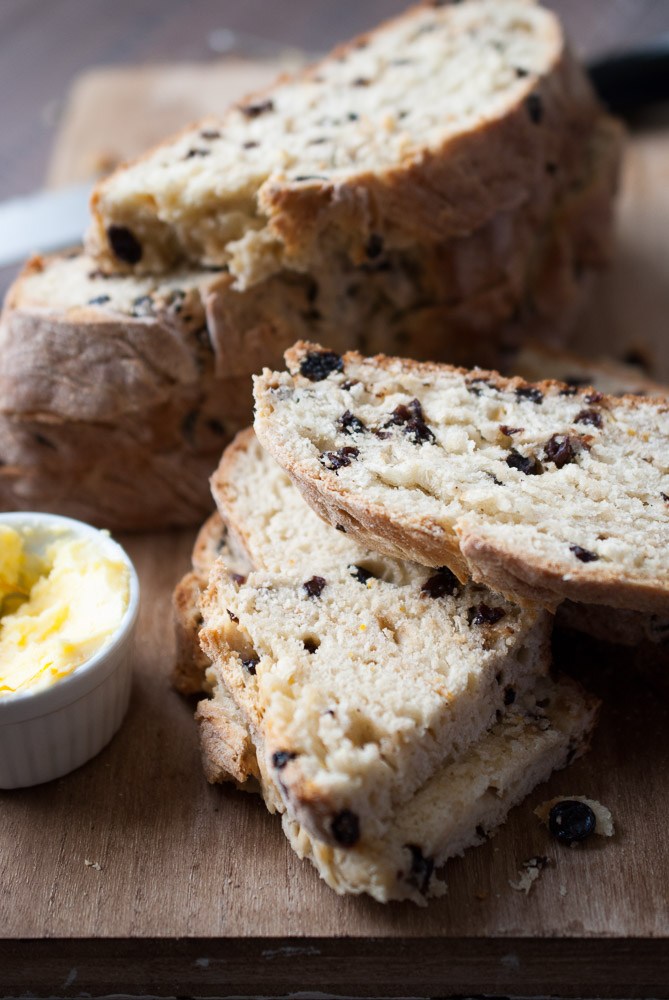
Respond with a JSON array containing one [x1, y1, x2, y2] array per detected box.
[[254, 342, 669, 615], [197, 662, 598, 903], [199, 430, 551, 848], [510, 342, 669, 644], [0, 253, 247, 530], [0, 113, 619, 530], [87, 1, 602, 281]]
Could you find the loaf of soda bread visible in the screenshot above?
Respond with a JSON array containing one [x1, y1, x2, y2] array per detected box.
[[198, 430, 551, 848], [175, 436, 597, 902], [198, 660, 598, 903], [0, 253, 247, 530], [0, 109, 619, 530], [87, 1, 603, 281]]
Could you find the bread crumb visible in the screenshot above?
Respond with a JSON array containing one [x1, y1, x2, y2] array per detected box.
[[535, 795, 614, 838], [509, 856, 549, 894], [84, 859, 102, 871], [559, 883, 567, 896]]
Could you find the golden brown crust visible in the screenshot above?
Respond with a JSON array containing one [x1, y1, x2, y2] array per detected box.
[[0, 261, 252, 531], [195, 697, 259, 785], [255, 340, 669, 616], [87, 1, 602, 274], [171, 571, 212, 696]]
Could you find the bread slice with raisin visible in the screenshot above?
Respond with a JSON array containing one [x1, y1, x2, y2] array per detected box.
[[196, 660, 598, 902], [199, 430, 551, 848], [0, 110, 619, 530], [508, 342, 669, 644], [87, 1, 601, 281], [254, 342, 669, 615], [0, 252, 248, 530]]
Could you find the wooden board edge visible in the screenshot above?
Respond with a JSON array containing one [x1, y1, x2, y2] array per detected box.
[[2, 936, 669, 997]]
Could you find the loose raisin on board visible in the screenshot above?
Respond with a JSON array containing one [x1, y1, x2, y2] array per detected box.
[[300, 350, 344, 381], [331, 809, 360, 847], [421, 567, 460, 599], [107, 225, 142, 265], [570, 545, 599, 563], [303, 576, 327, 598], [548, 800, 596, 845]]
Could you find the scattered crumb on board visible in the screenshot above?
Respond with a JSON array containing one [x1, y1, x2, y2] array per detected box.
[[84, 859, 102, 871], [509, 856, 549, 894], [535, 795, 614, 838]]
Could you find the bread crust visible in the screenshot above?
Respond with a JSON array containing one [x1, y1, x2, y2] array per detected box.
[[254, 341, 669, 615], [0, 257, 251, 530], [87, 1, 602, 275]]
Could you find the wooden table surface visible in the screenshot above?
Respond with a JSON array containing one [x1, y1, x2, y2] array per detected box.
[[2, 2, 669, 997]]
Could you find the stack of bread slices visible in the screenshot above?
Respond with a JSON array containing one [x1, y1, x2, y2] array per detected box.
[[0, 0, 622, 530], [173, 338, 668, 903]]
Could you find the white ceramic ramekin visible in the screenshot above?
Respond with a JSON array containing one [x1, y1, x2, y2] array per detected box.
[[0, 512, 140, 788]]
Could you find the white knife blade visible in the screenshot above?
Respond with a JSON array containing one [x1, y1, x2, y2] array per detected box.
[[0, 182, 92, 269]]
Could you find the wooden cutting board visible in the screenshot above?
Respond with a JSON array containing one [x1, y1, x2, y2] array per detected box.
[[2, 66, 669, 998]]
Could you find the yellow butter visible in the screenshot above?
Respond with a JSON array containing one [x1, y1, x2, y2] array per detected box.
[[0, 528, 130, 697]]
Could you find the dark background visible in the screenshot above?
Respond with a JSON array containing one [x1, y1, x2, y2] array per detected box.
[[2, 0, 669, 201]]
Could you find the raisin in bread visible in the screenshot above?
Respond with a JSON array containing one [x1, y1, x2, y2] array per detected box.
[[509, 342, 669, 644], [0, 252, 248, 530], [87, 1, 602, 282], [199, 430, 551, 848], [205, 113, 620, 370], [255, 343, 669, 616], [0, 112, 619, 530], [281, 675, 598, 902], [197, 657, 598, 902]]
